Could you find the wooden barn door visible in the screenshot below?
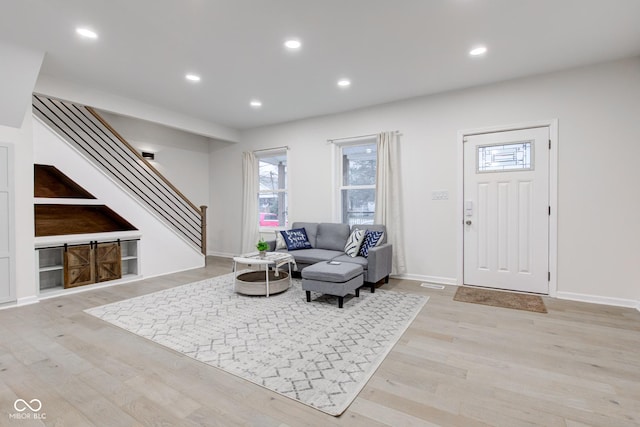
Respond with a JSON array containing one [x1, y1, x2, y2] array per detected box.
[[96, 242, 121, 283], [64, 244, 95, 288]]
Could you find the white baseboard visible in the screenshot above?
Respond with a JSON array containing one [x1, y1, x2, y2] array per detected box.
[[556, 291, 638, 309], [392, 273, 457, 286], [0, 296, 41, 311], [207, 251, 236, 258], [17, 296, 39, 306], [390, 278, 640, 311], [38, 275, 143, 301]]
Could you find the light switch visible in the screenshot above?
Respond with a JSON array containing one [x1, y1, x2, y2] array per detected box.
[[432, 190, 449, 200]]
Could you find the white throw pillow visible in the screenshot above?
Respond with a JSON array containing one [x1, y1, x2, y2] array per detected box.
[[275, 230, 287, 250], [344, 229, 365, 257]]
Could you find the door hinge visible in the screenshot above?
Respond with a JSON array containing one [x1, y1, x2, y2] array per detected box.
[[548, 206, 551, 216], [548, 272, 551, 281], [549, 139, 551, 149]]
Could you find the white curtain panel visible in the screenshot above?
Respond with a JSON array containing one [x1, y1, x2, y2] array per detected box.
[[374, 131, 407, 275], [240, 151, 259, 253]]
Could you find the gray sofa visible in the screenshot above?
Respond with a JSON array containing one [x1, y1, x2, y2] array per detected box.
[[268, 222, 393, 288]]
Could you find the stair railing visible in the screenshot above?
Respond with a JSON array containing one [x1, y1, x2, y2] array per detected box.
[[33, 94, 207, 255]]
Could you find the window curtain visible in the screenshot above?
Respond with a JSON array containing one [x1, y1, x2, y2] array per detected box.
[[240, 151, 259, 253], [374, 131, 406, 275]]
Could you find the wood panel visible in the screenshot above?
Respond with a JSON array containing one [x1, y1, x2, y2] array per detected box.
[[34, 164, 96, 199], [1, 257, 638, 426], [35, 204, 137, 237]]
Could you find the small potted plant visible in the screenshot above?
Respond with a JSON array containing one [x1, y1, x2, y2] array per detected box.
[[256, 238, 269, 258]]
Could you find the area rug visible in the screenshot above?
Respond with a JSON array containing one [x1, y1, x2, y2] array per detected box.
[[453, 286, 547, 313], [85, 272, 427, 416]]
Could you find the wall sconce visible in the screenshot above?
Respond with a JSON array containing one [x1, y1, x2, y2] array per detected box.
[[141, 151, 155, 160]]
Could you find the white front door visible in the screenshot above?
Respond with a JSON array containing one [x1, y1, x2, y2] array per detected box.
[[463, 127, 549, 294]]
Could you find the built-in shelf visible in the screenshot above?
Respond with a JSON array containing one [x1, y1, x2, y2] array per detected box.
[[36, 233, 140, 292], [39, 265, 64, 272]]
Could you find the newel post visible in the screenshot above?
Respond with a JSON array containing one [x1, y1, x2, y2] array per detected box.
[[200, 205, 208, 255]]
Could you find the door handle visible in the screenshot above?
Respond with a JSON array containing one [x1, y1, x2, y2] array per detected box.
[[465, 220, 472, 225]]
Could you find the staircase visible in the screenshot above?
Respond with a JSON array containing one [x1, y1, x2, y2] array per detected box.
[[32, 94, 207, 254]]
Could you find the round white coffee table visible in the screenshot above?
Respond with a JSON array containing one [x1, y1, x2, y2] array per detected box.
[[232, 252, 295, 297]]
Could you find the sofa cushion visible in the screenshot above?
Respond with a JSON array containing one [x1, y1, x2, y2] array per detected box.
[[286, 248, 344, 265], [358, 230, 385, 257], [291, 222, 318, 247], [332, 254, 368, 269], [302, 261, 363, 283], [280, 228, 312, 250], [344, 228, 365, 257], [316, 223, 350, 251]]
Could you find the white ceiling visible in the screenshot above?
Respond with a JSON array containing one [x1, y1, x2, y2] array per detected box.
[[2, 0, 640, 131]]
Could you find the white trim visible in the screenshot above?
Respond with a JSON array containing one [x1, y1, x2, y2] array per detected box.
[[331, 142, 339, 221], [457, 119, 559, 296], [0, 143, 16, 304], [0, 296, 40, 311], [207, 250, 236, 258], [35, 231, 142, 248], [392, 273, 457, 286], [34, 197, 103, 205], [38, 274, 142, 300], [556, 292, 638, 309], [16, 296, 39, 307]]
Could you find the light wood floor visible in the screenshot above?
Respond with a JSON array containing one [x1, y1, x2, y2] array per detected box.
[[1, 257, 639, 426]]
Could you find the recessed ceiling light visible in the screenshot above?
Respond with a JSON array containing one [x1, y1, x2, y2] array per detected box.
[[284, 39, 302, 49], [469, 46, 488, 56], [185, 74, 201, 82], [76, 27, 98, 39], [337, 79, 351, 88], [250, 100, 262, 108]]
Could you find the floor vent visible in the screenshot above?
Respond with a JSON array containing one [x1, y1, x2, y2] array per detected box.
[[421, 283, 445, 290]]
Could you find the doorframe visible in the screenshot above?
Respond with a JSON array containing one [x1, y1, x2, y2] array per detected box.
[[0, 142, 16, 304], [456, 119, 558, 296]]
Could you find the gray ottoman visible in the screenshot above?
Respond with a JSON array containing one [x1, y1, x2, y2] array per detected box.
[[302, 261, 363, 308]]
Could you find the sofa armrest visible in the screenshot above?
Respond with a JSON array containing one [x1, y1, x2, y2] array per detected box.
[[367, 243, 393, 283]]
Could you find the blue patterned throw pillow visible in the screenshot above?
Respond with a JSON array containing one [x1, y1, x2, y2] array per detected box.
[[344, 229, 365, 257], [358, 230, 384, 258], [280, 228, 312, 251]]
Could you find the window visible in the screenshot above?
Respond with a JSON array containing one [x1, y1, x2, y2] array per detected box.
[[337, 141, 377, 225], [257, 150, 288, 228], [477, 141, 533, 172]]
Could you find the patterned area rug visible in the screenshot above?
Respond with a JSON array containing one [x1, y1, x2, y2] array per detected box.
[[453, 286, 547, 313], [85, 272, 427, 415]]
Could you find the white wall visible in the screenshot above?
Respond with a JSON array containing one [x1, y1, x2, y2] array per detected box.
[[0, 42, 43, 128], [35, 74, 239, 143], [209, 56, 640, 305], [34, 119, 205, 282], [99, 111, 211, 209], [0, 111, 36, 304]]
